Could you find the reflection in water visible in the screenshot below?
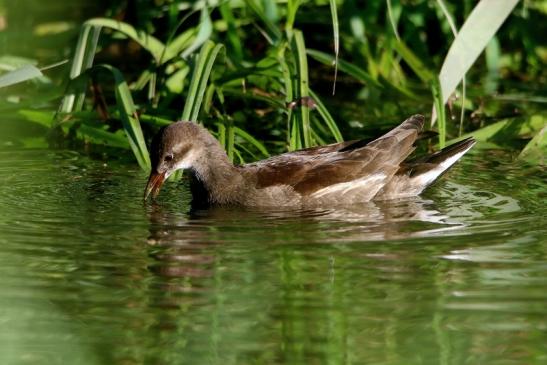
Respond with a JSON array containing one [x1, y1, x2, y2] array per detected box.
[[0, 150, 545, 365], [138, 178, 541, 364], [146, 180, 522, 245]]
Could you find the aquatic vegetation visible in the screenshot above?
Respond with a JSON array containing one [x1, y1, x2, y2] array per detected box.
[[1, 0, 545, 166], [0, 64, 43, 88]]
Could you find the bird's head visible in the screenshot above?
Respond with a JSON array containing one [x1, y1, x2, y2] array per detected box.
[[144, 121, 202, 200]]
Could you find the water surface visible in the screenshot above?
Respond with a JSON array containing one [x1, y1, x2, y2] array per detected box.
[[0, 148, 546, 365]]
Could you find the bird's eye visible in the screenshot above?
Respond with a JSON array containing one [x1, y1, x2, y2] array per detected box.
[[164, 154, 174, 162]]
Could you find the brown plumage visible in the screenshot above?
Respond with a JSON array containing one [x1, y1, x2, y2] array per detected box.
[[144, 115, 476, 207]]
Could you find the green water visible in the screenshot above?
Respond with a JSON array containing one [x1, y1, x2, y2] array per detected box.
[[0, 147, 545, 365]]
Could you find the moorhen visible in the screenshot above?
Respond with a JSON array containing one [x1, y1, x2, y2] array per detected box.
[[144, 115, 475, 207]]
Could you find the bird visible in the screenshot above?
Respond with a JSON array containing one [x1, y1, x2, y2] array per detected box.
[[144, 115, 475, 207]]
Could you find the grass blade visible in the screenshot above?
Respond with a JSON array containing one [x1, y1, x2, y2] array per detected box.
[[329, 0, 339, 95], [436, 0, 466, 135], [192, 44, 224, 121], [263, 0, 279, 23], [77, 124, 130, 149], [292, 30, 312, 147], [227, 123, 235, 162], [182, 41, 224, 121], [181, 7, 212, 60], [84, 18, 165, 62], [392, 40, 434, 83], [16, 109, 56, 128], [234, 126, 270, 157], [216, 122, 227, 149], [484, 36, 501, 94], [386, 0, 401, 41], [307, 49, 380, 86], [0, 55, 38, 70], [59, 25, 92, 113], [92, 65, 150, 170], [309, 89, 343, 142], [159, 6, 200, 65], [245, 0, 281, 42], [519, 126, 546, 165], [0, 65, 43, 88], [219, 3, 243, 63], [59, 24, 102, 114], [448, 115, 545, 144], [431, 77, 446, 147], [275, 43, 297, 149], [161, 28, 197, 64], [139, 114, 173, 127], [433, 0, 520, 123]]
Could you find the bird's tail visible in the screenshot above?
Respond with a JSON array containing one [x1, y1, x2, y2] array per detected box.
[[375, 137, 476, 199], [410, 137, 476, 188]]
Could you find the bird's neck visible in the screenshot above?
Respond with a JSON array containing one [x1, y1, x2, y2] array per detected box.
[[191, 135, 244, 205]]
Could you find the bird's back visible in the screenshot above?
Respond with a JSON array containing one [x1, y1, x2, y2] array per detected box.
[[243, 115, 427, 205]]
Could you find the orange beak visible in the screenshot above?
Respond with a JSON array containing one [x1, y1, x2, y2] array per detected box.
[[144, 171, 166, 200]]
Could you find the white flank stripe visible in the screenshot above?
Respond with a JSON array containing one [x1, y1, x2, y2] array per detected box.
[[311, 174, 386, 199]]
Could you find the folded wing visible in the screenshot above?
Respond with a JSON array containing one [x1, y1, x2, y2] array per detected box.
[[248, 115, 425, 203]]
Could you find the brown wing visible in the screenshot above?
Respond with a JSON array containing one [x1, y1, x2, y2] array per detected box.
[[247, 114, 425, 195], [261, 139, 358, 159]]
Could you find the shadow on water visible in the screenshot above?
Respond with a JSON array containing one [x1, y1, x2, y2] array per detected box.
[[0, 149, 546, 364]]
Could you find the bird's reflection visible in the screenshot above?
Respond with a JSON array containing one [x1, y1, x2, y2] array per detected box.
[[144, 195, 458, 283], [140, 181, 524, 364], [145, 203, 214, 281], [144, 180, 521, 281]]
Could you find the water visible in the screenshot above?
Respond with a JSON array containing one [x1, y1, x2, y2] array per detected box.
[[0, 148, 546, 365]]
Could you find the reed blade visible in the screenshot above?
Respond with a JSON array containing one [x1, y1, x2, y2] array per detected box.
[[329, 0, 339, 95], [292, 30, 312, 148], [309, 90, 343, 143], [91, 65, 150, 171], [181, 7, 212, 60], [181, 41, 224, 122], [432, 0, 520, 124], [0, 65, 43, 88]]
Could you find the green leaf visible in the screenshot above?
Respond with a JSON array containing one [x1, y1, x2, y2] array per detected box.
[[0, 56, 38, 71], [293, 30, 311, 147], [309, 90, 343, 143], [84, 18, 165, 62], [245, 0, 281, 43], [386, 0, 401, 41], [519, 126, 546, 165], [71, 65, 151, 170], [219, 3, 243, 63], [329, 0, 340, 95], [0, 65, 43, 89], [139, 114, 174, 127], [484, 36, 501, 94], [234, 127, 270, 157], [227, 124, 235, 162], [263, 0, 279, 23], [433, 0, 520, 123], [180, 8, 212, 60], [307, 49, 380, 86], [431, 77, 446, 147], [286, 0, 301, 33], [436, 0, 467, 135], [449, 115, 546, 144], [162, 28, 197, 64], [59, 24, 101, 113], [182, 41, 224, 122], [78, 124, 130, 149], [16, 109, 56, 128], [392, 40, 434, 83]]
